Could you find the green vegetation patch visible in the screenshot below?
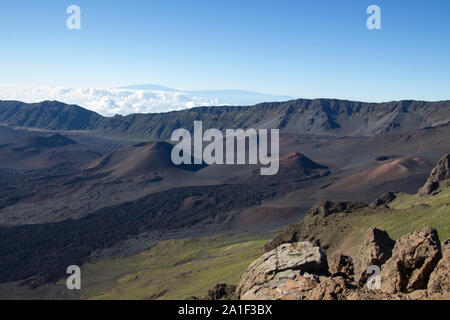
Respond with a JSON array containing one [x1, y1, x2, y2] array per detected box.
[[79, 232, 270, 300], [268, 185, 450, 258]]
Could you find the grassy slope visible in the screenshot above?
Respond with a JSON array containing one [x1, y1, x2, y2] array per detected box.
[[371, 185, 450, 239], [269, 183, 450, 259], [336, 186, 449, 257], [77, 233, 270, 300]]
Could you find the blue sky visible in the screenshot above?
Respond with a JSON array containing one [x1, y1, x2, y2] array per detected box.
[[0, 0, 449, 102]]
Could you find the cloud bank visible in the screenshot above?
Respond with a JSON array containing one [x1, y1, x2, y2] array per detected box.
[[0, 84, 223, 116], [0, 84, 294, 116]]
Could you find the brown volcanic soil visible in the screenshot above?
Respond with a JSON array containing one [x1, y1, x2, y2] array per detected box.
[[269, 124, 450, 206], [1, 125, 449, 227], [328, 157, 429, 193], [85, 141, 177, 178], [231, 206, 302, 229], [0, 136, 330, 226], [0, 132, 110, 170], [280, 152, 328, 170], [0, 138, 207, 225], [0, 123, 449, 287], [48, 150, 101, 163]]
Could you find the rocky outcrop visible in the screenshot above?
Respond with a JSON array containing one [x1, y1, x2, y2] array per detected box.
[[418, 154, 450, 196], [237, 241, 354, 300], [370, 192, 398, 209], [264, 200, 369, 252], [304, 276, 348, 300], [236, 242, 328, 300], [381, 227, 442, 294], [354, 227, 395, 286], [427, 239, 449, 298], [188, 283, 236, 300], [329, 254, 354, 281], [207, 283, 236, 300], [307, 201, 367, 217], [238, 227, 448, 300]]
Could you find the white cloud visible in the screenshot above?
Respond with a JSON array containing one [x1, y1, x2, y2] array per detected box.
[[0, 84, 222, 116], [0, 84, 294, 116]]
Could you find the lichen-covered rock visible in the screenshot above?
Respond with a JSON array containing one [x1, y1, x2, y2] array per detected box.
[[237, 242, 327, 300], [354, 227, 395, 286], [381, 227, 442, 294]]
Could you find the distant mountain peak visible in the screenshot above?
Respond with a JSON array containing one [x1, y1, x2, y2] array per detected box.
[[118, 84, 178, 92]]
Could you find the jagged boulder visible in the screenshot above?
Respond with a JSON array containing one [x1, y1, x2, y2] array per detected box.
[[329, 254, 354, 281], [304, 276, 347, 300], [307, 201, 367, 217], [427, 239, 449, 298], [238, 223, 448, 300], [418, 154, 450, 196], [354, 227, 395, 286], [370, 192, 398, 209], [207, 283, 236, 300], [381, 227, 442, 294], [237, 242, 328, 300]]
